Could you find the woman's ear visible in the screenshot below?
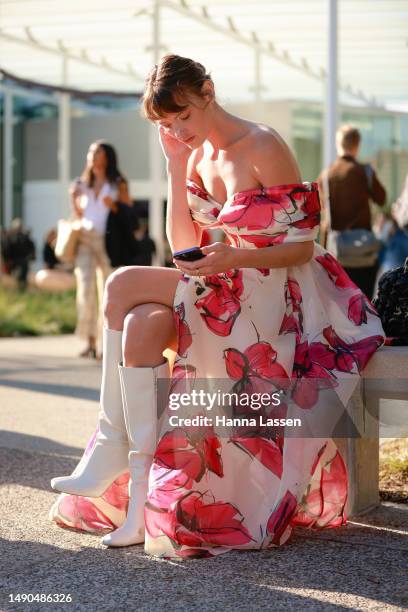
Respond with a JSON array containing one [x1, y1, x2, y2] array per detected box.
[[201, 79, 215, 103]]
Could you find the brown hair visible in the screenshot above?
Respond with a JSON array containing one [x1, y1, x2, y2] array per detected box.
[[81, 140, 126, 188], [336, 124, 361, 151], [142, 54, 212, 121]]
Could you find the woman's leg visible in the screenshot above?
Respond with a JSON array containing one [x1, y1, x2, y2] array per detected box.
[[74, 240, 98, 356], [122, 302, 178, 367], [99, 267, 182, 547], [103, 265, 182, 333], [51, 266, 182, 499], [95, 234, 113, 357]]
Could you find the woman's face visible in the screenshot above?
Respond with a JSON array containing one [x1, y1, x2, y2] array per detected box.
[[87, 144, 107, 174], [157, 88, 214, 150]]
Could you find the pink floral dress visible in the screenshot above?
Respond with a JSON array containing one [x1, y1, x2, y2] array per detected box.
[[50, 181, 384, 558]]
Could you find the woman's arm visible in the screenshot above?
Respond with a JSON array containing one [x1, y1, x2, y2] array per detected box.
[[166, 162, 202, 251], [235, 241, 314, 268], [161, 127, 202, 252], [70, 186, 83, 218], [175, 239, 314, 277]]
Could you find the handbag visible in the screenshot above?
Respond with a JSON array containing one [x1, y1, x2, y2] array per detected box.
[[327, 228, 382, 268], [323, 165, 382, 268], [373, 257, 408, 345], [54, 218, 82, 263]]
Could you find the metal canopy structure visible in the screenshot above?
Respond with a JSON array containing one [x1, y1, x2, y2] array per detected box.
[[1, 0, 407, 263], [1, 0, 407, 107]]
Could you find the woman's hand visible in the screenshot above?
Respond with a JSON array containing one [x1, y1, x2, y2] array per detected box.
[[70, 183, 82, 199], [102, 195, 118, 213], [172, 242, 241, 276], [158, 125, 192, 165], [70, 184, 83, 218], [118, 180, 132, 205]]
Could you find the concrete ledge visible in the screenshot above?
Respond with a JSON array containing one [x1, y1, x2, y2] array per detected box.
[[339, 345, 408, 516]]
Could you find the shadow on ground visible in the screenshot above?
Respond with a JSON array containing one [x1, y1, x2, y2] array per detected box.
[[0, 443, 407, 611], [0, 378, 99, 401], [0, 439, 81, 492], [0, 521, 407, 612]]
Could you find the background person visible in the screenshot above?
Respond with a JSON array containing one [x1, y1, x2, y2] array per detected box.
[[72, 140, 131, 358], [2, 218, 36, 290], [33, 228, 75, 292], [371, 173, 408, 295], [43, 228, 59, 270], [386, 172, 408, 269], [318, 125, 387, 299], [131, 218, 157, 266]]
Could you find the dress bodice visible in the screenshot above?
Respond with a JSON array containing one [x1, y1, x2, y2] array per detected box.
[[186, 180, 321, 248]]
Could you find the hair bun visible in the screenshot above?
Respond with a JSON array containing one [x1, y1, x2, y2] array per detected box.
[[142, 55, 212, 121]]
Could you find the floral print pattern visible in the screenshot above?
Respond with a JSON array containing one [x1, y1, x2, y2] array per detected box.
[[50, 181, 384, 558]]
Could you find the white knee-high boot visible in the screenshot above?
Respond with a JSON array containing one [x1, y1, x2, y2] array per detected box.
[[50, 328, 129, 497], [101, 358, 170, 547]]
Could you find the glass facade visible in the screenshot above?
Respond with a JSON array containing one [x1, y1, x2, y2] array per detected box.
[[0, 92, 61, 227], [1, 82, 408, 233], [291, 106, 322, 186], [292, 104, 408, 206]]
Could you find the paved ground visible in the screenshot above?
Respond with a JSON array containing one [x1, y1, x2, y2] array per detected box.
[[0, 335, 407, 612]]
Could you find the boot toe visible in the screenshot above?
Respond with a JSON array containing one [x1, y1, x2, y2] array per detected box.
[[101, 529, 144, 547], [50, 475, 110, 497], [50, 476, 70, 492]]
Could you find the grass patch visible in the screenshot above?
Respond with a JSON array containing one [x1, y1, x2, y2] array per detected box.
[[379, 438, 408, 503], [0, 286, 76, 336]]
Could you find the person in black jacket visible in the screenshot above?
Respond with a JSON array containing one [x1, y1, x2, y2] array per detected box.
[[132, 218, 156, 266], [43, 228, 60, 269], [3, 219, 36, 289], [105, 201, 141, 267]]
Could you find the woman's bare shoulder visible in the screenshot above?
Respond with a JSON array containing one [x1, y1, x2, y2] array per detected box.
[[244, 123, 302, 184], [244, 123, 290, 153]]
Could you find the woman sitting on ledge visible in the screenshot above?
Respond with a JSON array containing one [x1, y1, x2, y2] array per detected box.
[[50, 54, 384, 559]]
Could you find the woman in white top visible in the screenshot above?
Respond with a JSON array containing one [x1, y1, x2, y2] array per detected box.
[[71, 140, 131, 358]]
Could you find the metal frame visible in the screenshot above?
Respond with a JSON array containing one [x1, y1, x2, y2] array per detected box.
[[59, 54, 71, 218], [0, 28, 145, 84], [149, 0, 166, 265], [325, 0, 338, 166], [162, 0, 380, 109]]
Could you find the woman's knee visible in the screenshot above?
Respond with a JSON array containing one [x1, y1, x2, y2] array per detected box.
[[103, 267, 134, 324], [122, 304, 175, 366]]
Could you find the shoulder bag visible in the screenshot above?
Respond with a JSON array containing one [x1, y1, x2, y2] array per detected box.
[[323, 164, 382, 268], [55, 218, 82, 263]]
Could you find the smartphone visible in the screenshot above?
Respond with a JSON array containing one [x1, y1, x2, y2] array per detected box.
[[173, 246, 206, 262]]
